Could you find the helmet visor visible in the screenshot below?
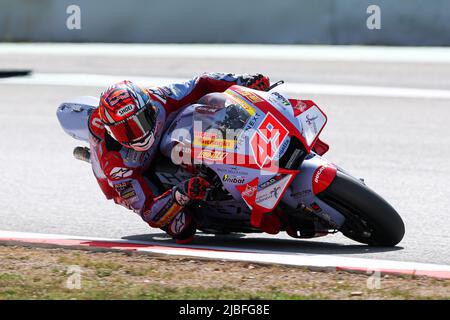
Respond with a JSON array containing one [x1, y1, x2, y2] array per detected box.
[[106, 107, 156, 144]]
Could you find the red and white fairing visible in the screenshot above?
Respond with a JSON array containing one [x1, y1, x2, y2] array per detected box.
[[161, 85, 345, 229]]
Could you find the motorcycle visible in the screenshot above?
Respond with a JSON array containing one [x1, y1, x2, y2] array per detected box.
[[57, 82, 405, 246]]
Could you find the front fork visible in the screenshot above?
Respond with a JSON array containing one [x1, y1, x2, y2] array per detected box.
[[281, 153, 347, 230]]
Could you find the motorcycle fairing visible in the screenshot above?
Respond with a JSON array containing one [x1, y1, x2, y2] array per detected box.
[[289, 99, 328, 150], [160, 85, 335, 227], [235, 173, 297, 227], [283, 153, 345, 228], [221, 87, 331, 226], [56, 96, 99, 142]]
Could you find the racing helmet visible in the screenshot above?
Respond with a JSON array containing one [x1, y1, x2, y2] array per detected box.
[[98, 80, 157, 151]]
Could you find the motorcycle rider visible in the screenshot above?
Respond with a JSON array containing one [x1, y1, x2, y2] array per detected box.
[[89, 72, 285, 244]]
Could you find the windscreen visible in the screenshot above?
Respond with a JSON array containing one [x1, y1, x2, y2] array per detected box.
[[195, 92, 251, 133]]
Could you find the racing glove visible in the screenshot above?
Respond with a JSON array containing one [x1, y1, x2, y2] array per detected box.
[[243, 74, 270, 91], [173, 177, 210, 206]]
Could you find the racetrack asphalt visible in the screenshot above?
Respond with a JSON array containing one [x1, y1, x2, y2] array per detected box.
[[0, 44, 449, 265]]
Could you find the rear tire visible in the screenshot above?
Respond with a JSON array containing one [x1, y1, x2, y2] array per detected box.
[[318, 171, 405, 246]]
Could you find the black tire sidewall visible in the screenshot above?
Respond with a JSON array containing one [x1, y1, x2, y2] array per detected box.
[[318, 171, 405, 246]]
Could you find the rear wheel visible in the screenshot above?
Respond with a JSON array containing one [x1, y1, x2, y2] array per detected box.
[[317, 171, 405, 246]]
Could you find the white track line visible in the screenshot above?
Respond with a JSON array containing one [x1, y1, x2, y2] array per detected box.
[[1, 230, 449, 279], [2, 73, 450, 99], [2, 43, 450, 64]]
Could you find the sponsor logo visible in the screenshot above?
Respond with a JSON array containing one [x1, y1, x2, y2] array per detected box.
[[278, 136, 290, 156], [197, 150, 227, 161], [255, 175, 292, 210], [216, 166, 249, 176], [292, 100, 311, 116], [114, 181, 137, 200], [259, 175, 283, 189], [106, 90, 130, 106], [312, 164, 336, 194], [114, 181, 137, 201], [170, 213, 186, 234], [222, 174, 245, 184], [306, 114, 319, 133], [236, 178, 259, 210], [242, 184, 257, 198], [193, 131, 236, 149], [109, 167, 133, 179], [236, 113, 262, 148], [121, 190, 137, 200], [270, 186, 281, 199], [244, 113, 261, 131], [256, 192, 273, 203], [271, 92, 291, 107], [295, 100, 310, 113], [235, 88, 264, 104], [114, 182, 129, 190], [257, 185, 282, 203], [117, 104, 134, 117], [314, 165, 326, 184], [226, 90, 256, 116]]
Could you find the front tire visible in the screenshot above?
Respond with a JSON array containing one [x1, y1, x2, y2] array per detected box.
[[317, 171, 405, 246]]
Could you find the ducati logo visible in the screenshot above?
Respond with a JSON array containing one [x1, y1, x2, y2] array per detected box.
[[314, 165, 326, 183]]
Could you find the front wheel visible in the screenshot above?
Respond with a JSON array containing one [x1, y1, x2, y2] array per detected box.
[[317, 171, 405, 246]]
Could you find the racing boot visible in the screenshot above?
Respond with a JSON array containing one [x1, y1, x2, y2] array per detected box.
[[285, 217, 329, 239], [164, 211, 197, 244]]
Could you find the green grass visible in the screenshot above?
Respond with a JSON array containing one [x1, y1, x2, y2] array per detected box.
[[0, 273, 25, 283], [0, 274, 323, 300], [0, 246, 448, 300], [0, 266, 323, 300]]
